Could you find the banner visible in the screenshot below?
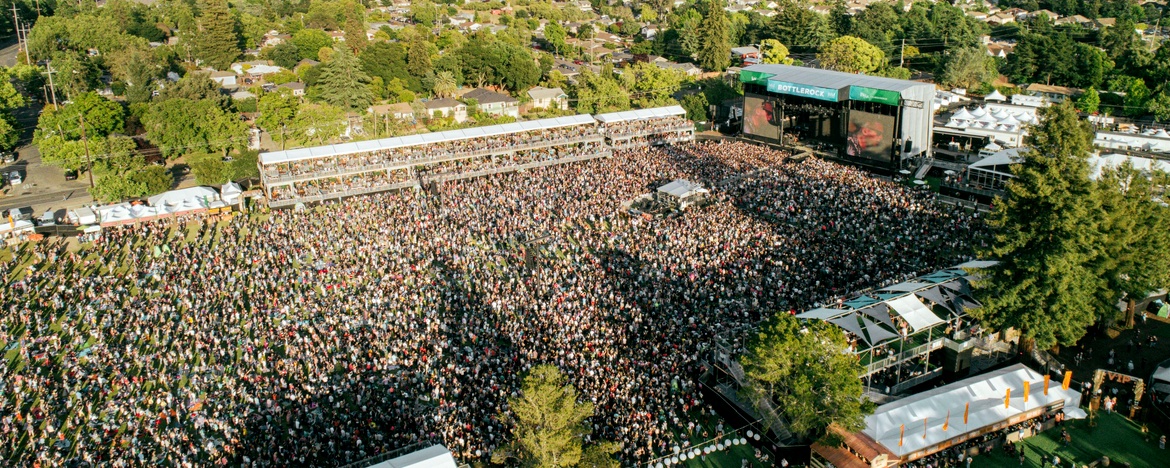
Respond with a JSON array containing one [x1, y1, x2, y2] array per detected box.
[[1024, 380, 1030, 403], [1062, 371, 1073, 390], [739, 69, 773, 86], [964, 402, 969, 424], [765, 80, 840, 102], [1005, 388, 1011, 409], [849, 86, 902, 106], [1044, 374, 1051, 395]]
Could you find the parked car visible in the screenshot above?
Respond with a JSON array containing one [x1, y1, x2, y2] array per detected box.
[[64, 170, 78, 180], [1, 152, 15, 163], [7, 171, 22, 185]]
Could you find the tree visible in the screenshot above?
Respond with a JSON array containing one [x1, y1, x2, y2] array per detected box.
[[1146, 92, 1170, 121], [108, 43, 163, 104], [972, 102, 1103, 350], [187, 152, 231, 185], [759, 39, 792, 65], [0, 114, 17, 151], [573, 70, 629, 114], [157, 74, 231, 109], [268, 43, 303, 69], [769, 1, 835, 50], [492, 365, 599, 468], [680, 93, 709, 122], [316, 46, 376, 112], [292, 29, 333, 61], [290, 103, 346, 145], [939, 47, 998, 89], [34, 93, 126, 170], [740, 313, 871, 439], [619, 62, 684, 108], [1077, 87, 1101, 114], [257, 89, 301, 150], [195, 0, 241, 69], [1093, 163, 1170, 325], [433, 71, 457, 98], [697, 0, 731, 72], [141, 99, 246, 158], [818, 36, 884, 74], [545, 22, 568, 56]]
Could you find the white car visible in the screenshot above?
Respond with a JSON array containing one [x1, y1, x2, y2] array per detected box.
[[7, 171, 22, 185]]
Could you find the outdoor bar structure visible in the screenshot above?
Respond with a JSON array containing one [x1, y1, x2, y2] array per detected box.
[[812, 364, 1084, 468], [595, 105, 695, 149], [796, 260, 997, 395], [258, 107, 694, 207]]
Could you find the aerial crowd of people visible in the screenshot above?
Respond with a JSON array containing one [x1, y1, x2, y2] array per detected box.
[[0, 139, 984, 467]]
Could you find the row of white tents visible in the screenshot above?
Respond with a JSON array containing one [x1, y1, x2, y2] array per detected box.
[[69, 183, 243, 227]]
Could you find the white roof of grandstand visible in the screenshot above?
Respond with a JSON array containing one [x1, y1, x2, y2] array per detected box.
[[863, 364, 1082, 459], [259, 114, 598, 165], [594, 105, 686, 123], [366, 445, 458, 468]]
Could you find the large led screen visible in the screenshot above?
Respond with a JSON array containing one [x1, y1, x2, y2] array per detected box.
[[743, 94, 780, 142], [845, 111, 897, 163]]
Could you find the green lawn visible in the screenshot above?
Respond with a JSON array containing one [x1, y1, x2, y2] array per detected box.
[[972, 412, 1166, 468]]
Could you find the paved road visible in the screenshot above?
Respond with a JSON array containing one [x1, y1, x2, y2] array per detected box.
[[0, 144, 94, 215]]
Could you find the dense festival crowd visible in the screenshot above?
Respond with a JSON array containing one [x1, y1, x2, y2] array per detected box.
[[0, 140, 983, 467]]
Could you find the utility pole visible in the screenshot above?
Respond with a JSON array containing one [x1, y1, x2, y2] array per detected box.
[[11, 4, 25, 64], [899, 38, 905, 68], [79, 112, 94, 189], [45, 62, 58, 107]]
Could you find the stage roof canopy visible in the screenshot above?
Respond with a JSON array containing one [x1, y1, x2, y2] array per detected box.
[[862, 364, 1083, 459], [365, 445, 458, 468], [741, 64, 933, 92]]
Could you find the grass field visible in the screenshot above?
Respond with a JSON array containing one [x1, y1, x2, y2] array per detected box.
[[972, 412, 1166, 468]]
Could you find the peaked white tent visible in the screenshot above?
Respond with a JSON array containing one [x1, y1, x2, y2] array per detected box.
[[985, 89, 1007, 101]]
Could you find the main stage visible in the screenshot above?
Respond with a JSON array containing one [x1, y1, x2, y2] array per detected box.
[[739, 64, 935, 173]]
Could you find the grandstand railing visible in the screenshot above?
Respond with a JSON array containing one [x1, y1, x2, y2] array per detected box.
[[603, 123, 695, 140], [262, 135, 605, 185], [268, 151, 612, 208]]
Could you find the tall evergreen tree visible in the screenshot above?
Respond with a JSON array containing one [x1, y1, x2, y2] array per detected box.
[[1093, 163, 1170, 325], [493, 365, 607, 468], [972, 102, 1103, 350], [195, 0, 241, 70], [697, 0, 730, 71], [316, 46, 376, 112]]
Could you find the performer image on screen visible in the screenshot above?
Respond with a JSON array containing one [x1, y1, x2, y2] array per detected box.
[[846, 119, 886, 158]]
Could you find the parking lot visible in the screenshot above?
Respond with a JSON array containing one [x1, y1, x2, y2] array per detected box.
[[0, 144, 94, 219]]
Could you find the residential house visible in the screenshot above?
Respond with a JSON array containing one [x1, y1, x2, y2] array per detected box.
[[642, 25, 658, 39], [987, 12, 1016, 25], [528, 86, 569, 110], [462, 88, 521, 118], [966, 10, 988, 21], [1025, 83, 1081, 103], [1095, 17, 1117, 29], [263, 31, 291, 48], [297, 59, 320, 69], [328, 30, 346, 42], [279, 82, 306, 97], [368, 102, 416, 121], [232, 62, 284, 82], [425, 98, 468, 123], [730, 46, 761, 65], [986, 42, 1014, 58], [575, 0, 592, 12], [231, 90, 257, 101], [656, 61, 703, 77], [203, 70, 238, 88], [1029, 9, 1060, 20], [1055, 14, 1093, 27]]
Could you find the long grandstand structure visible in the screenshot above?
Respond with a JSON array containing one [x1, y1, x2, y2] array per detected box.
[[258, 105, 694, 207]]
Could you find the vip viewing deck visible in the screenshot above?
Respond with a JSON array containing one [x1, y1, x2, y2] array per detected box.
[[258, 106, 694, 208]]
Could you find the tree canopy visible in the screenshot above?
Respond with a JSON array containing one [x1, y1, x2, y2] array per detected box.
[[740, 313, 872, 439], [818, 36, 885, 74], [972, 102, 1103, 350], [493, 365, 615, 468]]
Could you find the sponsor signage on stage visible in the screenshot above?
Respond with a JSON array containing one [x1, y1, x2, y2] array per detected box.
[[765, 80, 839, 102], [739, 70, 773, 85], [850, 86, 902, 106]]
